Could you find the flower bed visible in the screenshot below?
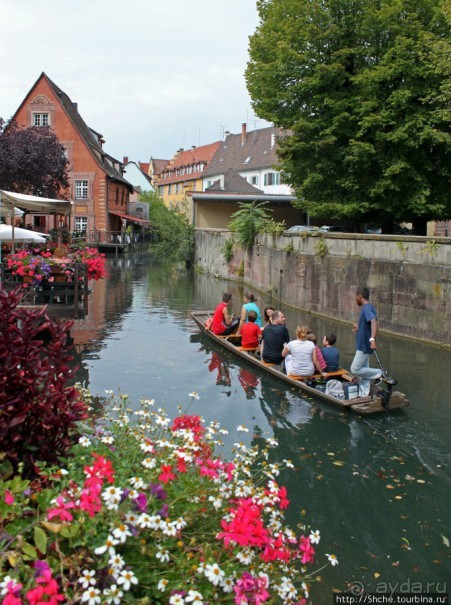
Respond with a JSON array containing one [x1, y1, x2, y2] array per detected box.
[[0, 390, 338, 604], [5, 245, 106, 284]]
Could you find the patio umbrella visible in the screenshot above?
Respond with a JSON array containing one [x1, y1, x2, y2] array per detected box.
[[0, 224, 47, 243]]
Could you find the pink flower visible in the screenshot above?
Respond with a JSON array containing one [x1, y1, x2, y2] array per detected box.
[[299, 535, 316, 564], [47, 496, 75, 522], [4, 490, 15, 505]]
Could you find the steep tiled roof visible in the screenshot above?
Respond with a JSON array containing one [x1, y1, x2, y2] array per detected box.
[[206, 168, 263, 195], [150, 158, 170, 176], [160, 141, 221, 185], [42, 73, 133, 191], [139, 162, 150, 174], [203, 126, 284, 177]]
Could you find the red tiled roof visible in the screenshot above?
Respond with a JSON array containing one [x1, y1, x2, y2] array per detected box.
[[139, 162, 150, 174], [159, 141, 221, 184]]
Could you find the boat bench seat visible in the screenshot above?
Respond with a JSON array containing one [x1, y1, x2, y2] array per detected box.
[[288, 369, 349, 381], [236, 346, 260, 352]]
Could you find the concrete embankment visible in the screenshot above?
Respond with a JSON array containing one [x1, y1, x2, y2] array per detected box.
[[194, 229, 451, 347]]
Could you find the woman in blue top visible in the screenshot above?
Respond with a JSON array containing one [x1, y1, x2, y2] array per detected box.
[[236, 292, 262, 335]]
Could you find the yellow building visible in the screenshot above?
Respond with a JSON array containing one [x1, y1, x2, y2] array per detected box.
[[156, 142, 221, 219]]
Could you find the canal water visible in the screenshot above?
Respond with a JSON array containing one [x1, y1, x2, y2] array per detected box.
[[70, 255, 450, 600]]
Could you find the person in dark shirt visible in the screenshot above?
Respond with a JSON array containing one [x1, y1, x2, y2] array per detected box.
[[321, 333, 340, 372], [261, 310, 290, 365]]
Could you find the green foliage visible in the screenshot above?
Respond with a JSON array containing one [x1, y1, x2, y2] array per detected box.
[[396, 241, 409, 254], [262, 218, 287, 236], [141, 191, 194, 267], [229, 201, 272, 248], [246, 0, 451, 230], [417, 239, 439, 257], [222, 238, 235, 263], [314, 237, 329, 258]]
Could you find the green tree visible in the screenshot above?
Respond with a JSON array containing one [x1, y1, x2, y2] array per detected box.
[[0, 119, 70, 198], [140, 191, 194, 267], [228, 201, 272, 248], [246, 0, 451, 233]]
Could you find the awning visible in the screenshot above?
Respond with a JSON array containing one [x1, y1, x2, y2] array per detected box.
[[0, 190, 73, 215], [109, 210, 150, 224]]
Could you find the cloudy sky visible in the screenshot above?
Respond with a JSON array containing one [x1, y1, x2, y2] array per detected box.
[[0, 0, 268, 163]]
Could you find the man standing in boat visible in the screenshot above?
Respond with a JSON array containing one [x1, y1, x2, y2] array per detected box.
[[350, 287, 394, 396]]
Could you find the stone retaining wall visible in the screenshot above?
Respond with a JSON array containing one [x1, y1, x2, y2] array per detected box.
[[194, 229, 451, 347]]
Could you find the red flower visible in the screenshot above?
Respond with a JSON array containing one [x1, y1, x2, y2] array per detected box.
[[158, 464, 176, 484]]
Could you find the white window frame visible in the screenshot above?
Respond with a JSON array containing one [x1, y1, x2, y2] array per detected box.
[[33, 113, 50, 126], [75, 180, 89, 199], [74, 216, 88, 232]]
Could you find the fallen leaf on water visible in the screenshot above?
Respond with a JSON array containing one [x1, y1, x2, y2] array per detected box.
[[441, 535, 449, 548], [395, 495, 403, 500], [316, 474, 324, 480], [333, 461, 345, 466], [391, 561, 400, 567], [327, 452, 335, 456], [374, 572, 381, 578], [332, 588, 342, 594], [386, 484, 395, 489], [433, 560, 442, 565], [412, 564, 421, 573], [405, 475, 415, 481], [417, 479, 426, 484]]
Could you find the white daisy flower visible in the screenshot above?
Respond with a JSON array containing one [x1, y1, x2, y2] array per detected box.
[[142, 457, 156, 469], [169, 595, 184, 605], [326, 553, 339, 566], [310, 529, 321, 544], [209, 495, 223, 509], [155, 547, 170, 563], [235, 549, 254, 564], [94, 534, 119, 556], [189, 391, 200, 399], [103, 585, 123, 605], [129, 477, 145, 489], [157, 579, 169, 592], [108, 553, 125, 571], [78, 436, 91, 447], [186, 589, 204, 604], [78, 569, 96, 588], [117, 569, 138, 591], [81, 587, 101, 605], [112, 524, 132, 543], [236, 425, 249, 432], [204, 563, 225, 586]]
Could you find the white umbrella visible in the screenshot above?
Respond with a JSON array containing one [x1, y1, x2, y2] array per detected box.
[[0, 224, 47, 243]]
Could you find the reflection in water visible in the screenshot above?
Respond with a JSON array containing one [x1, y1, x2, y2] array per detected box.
[[209, 351, 231, 387], [69, 256, 451, 599]]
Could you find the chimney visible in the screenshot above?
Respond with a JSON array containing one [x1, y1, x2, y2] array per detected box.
[[241, 123, 247, 145], [224, 130, 230, 139], [123, 156, 129, 165], [72, 102, 78, 112]]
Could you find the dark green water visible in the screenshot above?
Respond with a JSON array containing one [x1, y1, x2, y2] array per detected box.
[[71, 255, 450, 600]]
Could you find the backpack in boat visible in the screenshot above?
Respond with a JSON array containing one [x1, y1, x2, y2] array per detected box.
[[325, 379, 344, 399]]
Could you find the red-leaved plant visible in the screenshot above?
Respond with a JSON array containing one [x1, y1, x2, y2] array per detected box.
[[0, 286, 88, 477]]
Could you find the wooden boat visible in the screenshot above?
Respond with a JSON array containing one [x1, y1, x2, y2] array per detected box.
[[191, 311, 410, 415]]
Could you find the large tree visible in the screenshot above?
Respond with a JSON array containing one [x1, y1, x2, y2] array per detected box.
[[0, 118, 70, 199], [246, 0, 451, 233]]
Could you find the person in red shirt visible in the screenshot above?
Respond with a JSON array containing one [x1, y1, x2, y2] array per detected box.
[[211, 292, 238, 335], [240, 310, 261, 348]]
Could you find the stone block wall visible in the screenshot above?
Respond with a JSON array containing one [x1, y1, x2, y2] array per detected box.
[[194, 229, 451, 346]]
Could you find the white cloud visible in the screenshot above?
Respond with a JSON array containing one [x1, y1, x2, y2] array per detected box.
[[0, 0, 268, 160]]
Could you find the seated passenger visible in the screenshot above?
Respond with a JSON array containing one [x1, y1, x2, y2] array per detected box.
[[261, 310, 290, 365], [321, 333, 340, 371], [306, 332, 327, 371], [262, 305, 275, 328], [283, 325, 327, 377], [237, 292, 263, 333], [211, 292, 239, 335], [240, 310, 262, 349]]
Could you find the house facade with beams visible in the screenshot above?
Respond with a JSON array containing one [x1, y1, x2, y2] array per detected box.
[[10, 72, 136, 240]]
